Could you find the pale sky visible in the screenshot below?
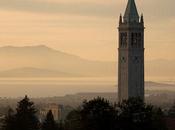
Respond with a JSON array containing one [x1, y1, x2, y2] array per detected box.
[[0, 0, 174, 61]]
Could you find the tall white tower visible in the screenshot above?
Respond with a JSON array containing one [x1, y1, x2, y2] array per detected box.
[[118, 0, 145, 102]]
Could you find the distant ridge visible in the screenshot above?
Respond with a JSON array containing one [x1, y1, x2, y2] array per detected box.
[[0, 45, 115, 77], [0, 45, 174, 78], [0, 67, 80, 77], [0, 45, 80, 58]]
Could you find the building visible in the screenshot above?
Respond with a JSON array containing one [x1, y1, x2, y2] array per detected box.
[[39, 103, 62, 122], [118, 0, 145, 101]]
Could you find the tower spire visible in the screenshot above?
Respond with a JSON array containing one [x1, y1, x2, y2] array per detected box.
[[123, 0, 139, 23]]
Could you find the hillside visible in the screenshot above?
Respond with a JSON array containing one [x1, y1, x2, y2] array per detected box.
[[0, 67, 78, 77], [0, 45, 115, 77], [0, 45, 174, 77]]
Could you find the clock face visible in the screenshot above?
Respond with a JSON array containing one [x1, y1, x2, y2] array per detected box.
[[120, 33, 127, 47], [133, 56, 139, 63], [121, 56, 126, 63]]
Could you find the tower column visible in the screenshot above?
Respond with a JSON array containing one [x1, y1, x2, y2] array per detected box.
[[118, 0, 145, 102]]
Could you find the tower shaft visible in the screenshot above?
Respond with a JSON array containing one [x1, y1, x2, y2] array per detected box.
[[118, 0, 145, 102]]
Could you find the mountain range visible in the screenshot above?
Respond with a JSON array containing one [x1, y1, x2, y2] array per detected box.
[[0, 45, 115, 77], [0, 45, 174, 78]]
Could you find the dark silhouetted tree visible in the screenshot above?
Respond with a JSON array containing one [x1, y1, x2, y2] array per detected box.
[[80, 97, 117, 130], [2, 108, 16, 130], [64, 109, 82, 130], [58, 120, 64, 130], [42, 110, 58, 130], [65, 97, 167, 130], [65, 97, 118, 130], [117, 97, 167, 130], [168, 102, 175, 117], [15, 95, 39, 130]]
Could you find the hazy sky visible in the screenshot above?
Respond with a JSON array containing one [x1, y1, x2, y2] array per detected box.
[[0, 0, 174, 61]]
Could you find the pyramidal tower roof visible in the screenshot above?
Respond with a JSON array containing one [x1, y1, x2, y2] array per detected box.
[[123, 0, 139, 23]]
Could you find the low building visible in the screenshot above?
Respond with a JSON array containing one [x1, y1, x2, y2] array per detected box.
[[39, 103, 62, 122]]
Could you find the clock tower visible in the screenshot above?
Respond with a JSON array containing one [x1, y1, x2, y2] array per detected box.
[[118, 0, 144, 101]]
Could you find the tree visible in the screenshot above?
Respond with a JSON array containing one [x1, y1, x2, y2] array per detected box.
[[15, 95, 39, 130], [64, 97, 167, 130], [117, 97, 167, 130], [65, 97, 118, 130], [81, 97, 117, 130], [168, 102, 175, 117], [58, 120, 65, 130], [2, 108, 16, 130], [42, 110, 58, 130], [64, 109, 82, 130]]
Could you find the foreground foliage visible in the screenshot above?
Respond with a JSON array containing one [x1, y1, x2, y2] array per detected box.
[[65, 97, 167, 130], [2, 96, 168, 130], [3, 95, 39, 130], [117, 98, 166, 130], [42, 110, 59, 130]]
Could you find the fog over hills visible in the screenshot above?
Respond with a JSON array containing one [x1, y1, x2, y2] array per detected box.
[[0, 45, 174, 78]]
